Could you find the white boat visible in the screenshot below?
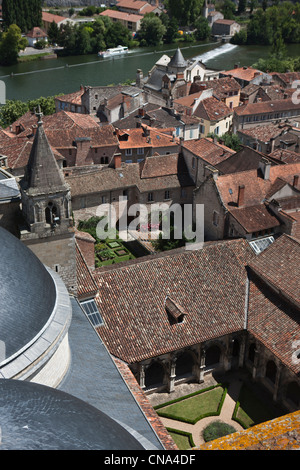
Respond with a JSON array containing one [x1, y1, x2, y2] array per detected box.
[[98, 45, 129, 58]]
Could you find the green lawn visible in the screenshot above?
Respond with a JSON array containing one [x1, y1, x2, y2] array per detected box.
[[156, 386, 225, 424], [167, 429, 194, 450]]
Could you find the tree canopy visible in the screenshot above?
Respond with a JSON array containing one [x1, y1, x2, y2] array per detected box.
[[2, 0, 42, 32], [0, 24, 28, 65]]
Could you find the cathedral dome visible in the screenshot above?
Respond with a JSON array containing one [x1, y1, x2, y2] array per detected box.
[[0, 378, 144, 450], [0, 226, 72, 382]]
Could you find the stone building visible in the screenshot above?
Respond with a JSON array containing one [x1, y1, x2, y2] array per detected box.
[[89, 234, 300, 413], [193, 160, 300, 241], [19, 109, 77, 294], [211, 19, 240, 37]]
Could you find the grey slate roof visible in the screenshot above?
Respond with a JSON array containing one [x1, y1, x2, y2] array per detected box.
[[0, 378, 144, 450], [0, 226, 56, 362], [168, 48, 188, 70], [22, 116, 69, 196], [58, 297, 164, 450]]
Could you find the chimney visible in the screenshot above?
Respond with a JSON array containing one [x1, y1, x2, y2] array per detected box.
[[237, 185, 245, 207], [293, 175, 299, 187], [114, 153, 122, 169], [259, 158, 271, 180], [234, 63, 239, 69]]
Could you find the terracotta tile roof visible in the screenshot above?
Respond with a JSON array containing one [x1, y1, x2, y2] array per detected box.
[[269, 148, 300, 164], [66, 153, 193, 196], [222, 66, 262, 82], [234, 98, 300, 116], [116, 126, 179, 150], [76, 242, 98, 299], [194, 96, 232, 121], [92, 239, 254, 363], [55, 89, 85, 105], [199, 410, 300, 450], [248, 264, 300, 375], [42, 11, 67, 23], [190, 77, 241, 99], [230, 204, 280, 233], [213, 19, 237, 24], [182, 137, 234, 166], [140, 153, 179, 178], [100, 9, 143, 22], [248, 234, 300, 310], [271, 71, 300, 86], [237, 124, 288, 142], [215, 162, 300, 207], [26, 27, 47, 38]]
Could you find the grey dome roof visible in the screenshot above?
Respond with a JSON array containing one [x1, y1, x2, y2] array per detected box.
[[0, 227, 56, 363], [0, 378, 144, 450]]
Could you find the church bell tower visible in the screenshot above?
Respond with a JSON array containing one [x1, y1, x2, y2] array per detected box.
[[20, 107, 77, 294]]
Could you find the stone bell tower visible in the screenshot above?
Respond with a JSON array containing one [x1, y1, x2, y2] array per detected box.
[[20, 107, 77, 294]]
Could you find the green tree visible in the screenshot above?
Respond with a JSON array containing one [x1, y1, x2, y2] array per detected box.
[[221, 0, 236, 19], [238, 0, 247, 14], [75, 27, 92, 55], [194, 17, 211, 40], [138, 14, 166, 46], [105, 21, 131, 48], [0, 24, 28, 65], [2, 0, 42, 31], [47, 21, 60, 44], [0, 99, 28, 128], [167, 0, 204, 26]]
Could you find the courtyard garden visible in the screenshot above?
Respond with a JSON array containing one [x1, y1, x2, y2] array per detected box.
[[154, 380, 286, 450], [77, 216, 136, 268]]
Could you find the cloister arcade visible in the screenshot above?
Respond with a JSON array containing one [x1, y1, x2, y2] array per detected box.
[[131, 332, 300, 413]]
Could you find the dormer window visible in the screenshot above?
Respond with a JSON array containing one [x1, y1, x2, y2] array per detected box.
[[165, 296, 187, 325]]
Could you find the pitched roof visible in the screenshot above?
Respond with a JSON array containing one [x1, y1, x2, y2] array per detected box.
[[116, 125, 179, 150], [26, 27, 47, 38], [190, 77, 241, 99], [247, 234, 300, 374], [215, 162, 300, 207], [100, 9, 143, 22], [229, 204, 281, 233], [42, 11, 67, 23], [215, 147, 276, 175], [237, 124, 288, 142], [22, 116, 69, 196], [182, 137, 234, 166], [234, 98, 300, 116], [92, 239, 254, 363], [76, 242, 98, 299], [65, 153, 193, 197], [194, 96, 232, 121], [222, 66, 262, 82]]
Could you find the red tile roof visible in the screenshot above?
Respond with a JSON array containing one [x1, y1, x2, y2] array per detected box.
[[100, 9, 143, 22], [194, 96, 232, 121], [182, 137, 235, 166], [234, 98, 300, 116], [215, 162, 300, 207], [229, 204, 281, 233], [92, 239, 254, 363], [222, 66, 262, 82]]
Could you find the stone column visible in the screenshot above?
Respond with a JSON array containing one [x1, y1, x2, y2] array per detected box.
[[139, 363, 145, 389], [167, 359, 176, 393], [199, 347, 206, 383], [272, 363, 282, 402]]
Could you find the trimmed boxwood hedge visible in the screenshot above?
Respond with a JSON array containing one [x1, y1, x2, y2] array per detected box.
[[155, 384, 228, 425], [166, 427, 195, 449]]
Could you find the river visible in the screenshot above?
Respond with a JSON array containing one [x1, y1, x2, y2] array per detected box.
[[0, 41, 299, 102]]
